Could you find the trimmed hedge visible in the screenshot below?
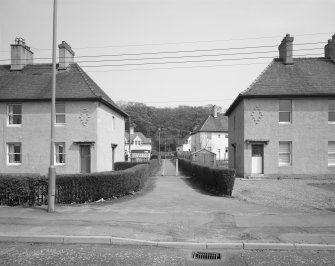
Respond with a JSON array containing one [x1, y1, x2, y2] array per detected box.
[[0, 159, 159, 206], [114, 161, 149, 171], [178, 159, 236, 196]]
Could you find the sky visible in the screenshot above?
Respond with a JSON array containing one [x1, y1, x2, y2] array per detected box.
[[1, 0, 335, 109]]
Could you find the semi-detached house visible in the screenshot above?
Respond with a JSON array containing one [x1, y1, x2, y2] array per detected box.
[[0, 39, 128, 174], [225, 34, 335, 178]]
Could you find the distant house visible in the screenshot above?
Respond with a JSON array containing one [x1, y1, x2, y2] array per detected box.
[[125, 127, 152, 162], [225, 34, 335, 178], [176, 134, 191, 152], [191, 106, 228, 160], [0, 39, 128, 174]]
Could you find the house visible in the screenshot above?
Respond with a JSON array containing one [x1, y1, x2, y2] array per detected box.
[[191, 106, 229, 161], [176, 134, 191, 152], [125, 127, 152, 162], [0, 38, 128, 174], [225, 34, 335, 178]]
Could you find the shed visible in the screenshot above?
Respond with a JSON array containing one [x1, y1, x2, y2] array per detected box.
[[192, 149, 216, 167]]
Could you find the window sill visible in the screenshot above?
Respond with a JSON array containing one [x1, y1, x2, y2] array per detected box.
[[328, 122, 335, 124], [7, 124, 22, 127], [55, 123, 66, 126], [55, 164, 66, 167], [328, 164, 335, 168], [278, 122, 291, 125], [7, 163, 22, 166]]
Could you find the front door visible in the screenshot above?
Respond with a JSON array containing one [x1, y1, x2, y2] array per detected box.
[[251, 144, 263, 174], [80, 145, 91, 173]]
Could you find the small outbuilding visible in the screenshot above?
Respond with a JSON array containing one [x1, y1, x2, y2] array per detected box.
[[192, 149, 216, 167]]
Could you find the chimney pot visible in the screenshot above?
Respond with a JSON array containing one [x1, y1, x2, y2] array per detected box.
[[278, 34, 294, 65], [58, 41, 75, 69], [130, 127, 134, 135], [10, 38, 34, 70], [213, 105, 218, 118], [325, 34, 335, 62]]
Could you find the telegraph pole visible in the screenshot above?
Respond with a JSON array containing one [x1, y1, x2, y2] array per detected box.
[[48, 0, 57, 212], [128, 117, 131, 162], [158, 128, 161, 162]]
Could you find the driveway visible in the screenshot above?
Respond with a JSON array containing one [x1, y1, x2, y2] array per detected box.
[[1, 160, 335, 244]]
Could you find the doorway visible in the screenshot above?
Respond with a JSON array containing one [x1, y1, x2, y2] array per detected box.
[[251, 144, 263, 174], [80, 145, 91, 173]]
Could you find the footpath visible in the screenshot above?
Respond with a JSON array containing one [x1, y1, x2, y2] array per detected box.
[[1, 160, 335, 250]]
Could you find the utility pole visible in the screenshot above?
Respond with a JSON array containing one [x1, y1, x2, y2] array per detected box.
[[128, 117, 131, 162], [165, 141, 166, 159], [48, 0, 57, 212], [158, 128, 161, 162]]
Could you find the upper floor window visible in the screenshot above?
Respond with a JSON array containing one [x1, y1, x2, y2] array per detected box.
[[329, 100, 335, 123], [279, 141, 292, 166], [279, 100, 291, 123], [56, 103, 65, 124], [135, 140, 141, 145], [8, 104, 22, 125], [7, 143, 21, 164], [55, 142, 66, 164]]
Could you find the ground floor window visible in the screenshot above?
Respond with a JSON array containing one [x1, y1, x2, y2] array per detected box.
[[279, 141, 291, 166], [328, 141, 335, 166], [55, 142, 66, 164], [7, 143, 21, 164]]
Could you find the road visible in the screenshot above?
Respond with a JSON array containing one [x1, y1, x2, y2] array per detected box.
[[1, 243, 335, 266]]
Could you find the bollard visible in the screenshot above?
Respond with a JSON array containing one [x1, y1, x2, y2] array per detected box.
[[176, 159, 178, 176], [162, 159, 165, 176]]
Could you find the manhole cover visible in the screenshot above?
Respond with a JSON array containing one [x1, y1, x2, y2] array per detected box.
[[192, 251, 221, 260]]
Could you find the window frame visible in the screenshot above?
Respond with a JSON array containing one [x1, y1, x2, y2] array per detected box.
[[55, 103, 66, 125], [328, 141, 335, 167], [278, 141, 292, 166], [55, 142, 66, 165], [7, 103, 22, 126], [7, 142, 22, 165], [279, 99, 292, 124], [328, 100, 335, 124]]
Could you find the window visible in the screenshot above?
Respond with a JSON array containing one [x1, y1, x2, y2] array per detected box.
[[328, 142, 335, 166], [218, 134, 221, 138], [56, 103, 65, 124], [135, 140, 141, 145], [8, 104, 22, 125], [55, 142, 66, 164], [7, 143, 21, 164], [279, 100, 292, 123], [279, 141, 292, 166], [329, 100, 335, 123]]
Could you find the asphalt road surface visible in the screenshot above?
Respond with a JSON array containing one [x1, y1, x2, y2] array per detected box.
[[0, 243, 335, 266]]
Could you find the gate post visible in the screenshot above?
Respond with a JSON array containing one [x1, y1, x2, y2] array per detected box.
[[176, 159, 178, 176]]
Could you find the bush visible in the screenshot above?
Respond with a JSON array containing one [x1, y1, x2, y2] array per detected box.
[[178, 159, 236, 196], [0, 159, 159, 206], [114, 161, 149, 171]]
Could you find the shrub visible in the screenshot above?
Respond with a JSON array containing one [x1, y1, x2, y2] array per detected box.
[[178, 159, 236, 196], [114, 161, 149, 171], [0, 159, 159, 206]]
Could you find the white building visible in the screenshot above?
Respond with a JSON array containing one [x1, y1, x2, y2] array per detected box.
[[125, 127, 152, 161], [191, 106, 228, 161], [176, 135, 191, 152]]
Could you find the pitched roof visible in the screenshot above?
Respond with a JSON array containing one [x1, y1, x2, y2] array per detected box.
[[0, 63, 128, 117], [191, 113, 228, 134], [226, 57, 335, 115], [125, 132, 152, 144]]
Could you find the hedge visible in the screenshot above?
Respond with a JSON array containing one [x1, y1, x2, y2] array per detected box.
[[178, 159, 236, 196], [114, 161, 149, 171], [0, 159, 159, 206]]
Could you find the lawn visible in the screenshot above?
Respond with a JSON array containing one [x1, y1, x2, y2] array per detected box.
[[233, 178, 335, 214]]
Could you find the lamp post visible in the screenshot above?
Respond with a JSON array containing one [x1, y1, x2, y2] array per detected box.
[[158, 128, 161, 162], [48, 0, 57, 212], [218, 149, 221, 161]]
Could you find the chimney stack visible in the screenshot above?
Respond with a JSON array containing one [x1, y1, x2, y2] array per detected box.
[[10, 38, 34, 70], [278, 34, 294, 65], [58, 41, 75, 69], [213, 105, 218, 118], [130, 127, 134, 135], [325, 34, 335, 63]]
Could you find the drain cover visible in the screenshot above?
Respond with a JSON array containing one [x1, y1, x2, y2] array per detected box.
[[192, 251, 221, 260]]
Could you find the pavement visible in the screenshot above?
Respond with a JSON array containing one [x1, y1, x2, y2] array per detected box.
[[1, 159, 335, 250]]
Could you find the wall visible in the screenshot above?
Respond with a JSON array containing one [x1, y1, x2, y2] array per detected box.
[[96, 103, 125, 171], [228, 100, 245, 176], [243, 98, 335, 177], [0, 101, 97, 175]]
